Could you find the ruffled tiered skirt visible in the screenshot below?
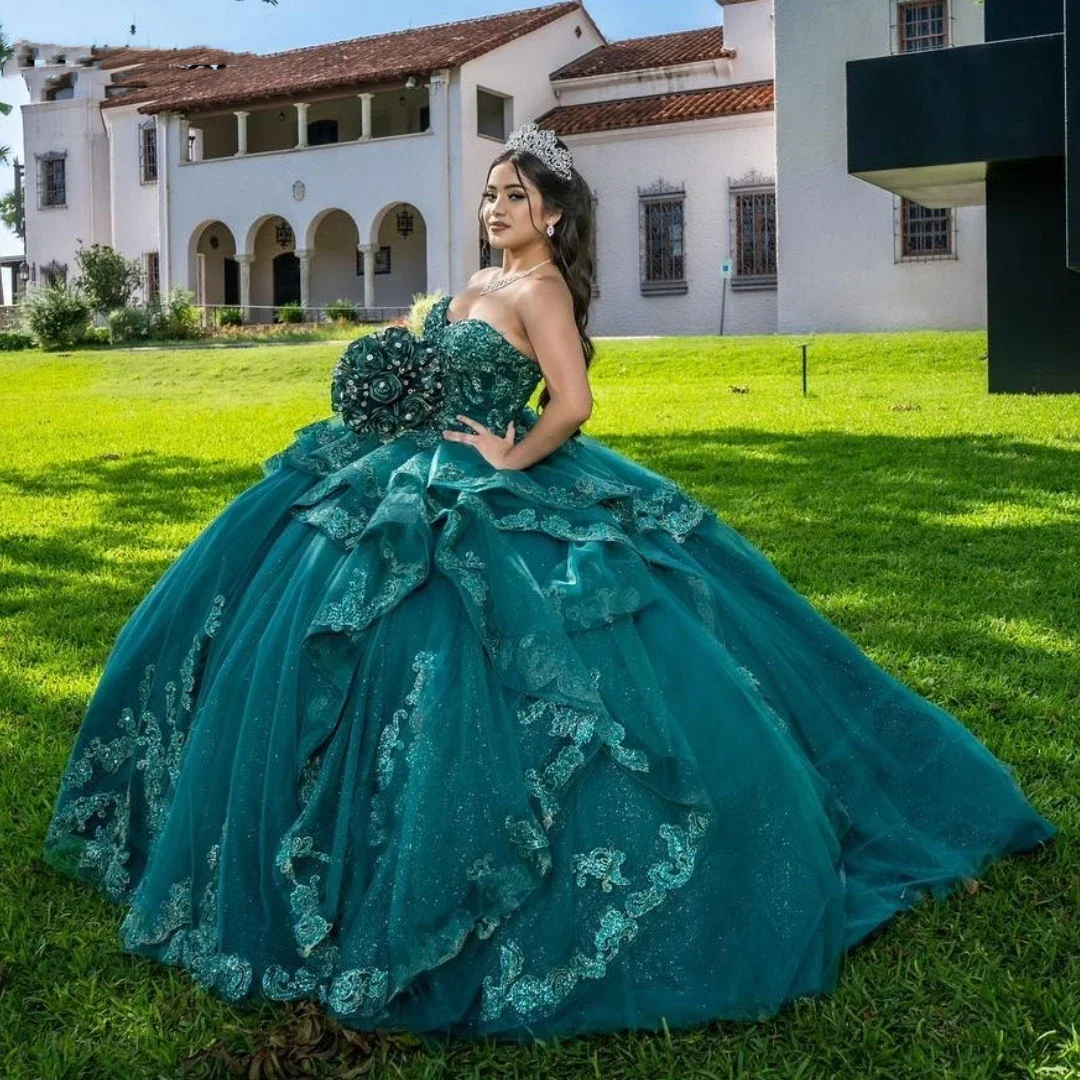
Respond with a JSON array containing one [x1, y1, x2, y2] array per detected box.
[[43, 407, 1055, 1041]]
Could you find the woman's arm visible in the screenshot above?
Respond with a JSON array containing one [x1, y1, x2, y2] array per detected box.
[[499, 279, 593, 471]]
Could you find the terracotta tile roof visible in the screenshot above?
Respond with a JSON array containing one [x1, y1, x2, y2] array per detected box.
[[93, 2, 589, 114], [549, 27, 733, 81], [534, 79, 773, 135], [94, 45, 253, 110], [95, 44, 246, 73]]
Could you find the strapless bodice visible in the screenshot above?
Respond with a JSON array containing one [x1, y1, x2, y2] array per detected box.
[[422, 295, 544, 437]]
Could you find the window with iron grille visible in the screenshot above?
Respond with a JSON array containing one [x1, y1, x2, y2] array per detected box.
[[638, 181, 686, 295], [896, 196, 957, 260], [894, 0, 950, 54], [139, 120, 158, 183], [36, 151, 67, 208], [727, 172, 777, 289], [145, 251, 160, 300]]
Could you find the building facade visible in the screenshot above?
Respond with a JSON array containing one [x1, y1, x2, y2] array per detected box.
[[13, 0, 983, 338], [774, 0, 987, 333], [11, 0, 783, 335]]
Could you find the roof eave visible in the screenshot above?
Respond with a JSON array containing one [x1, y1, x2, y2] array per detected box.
[[135, 68, 441, 116], [550, 49, 737, 84]]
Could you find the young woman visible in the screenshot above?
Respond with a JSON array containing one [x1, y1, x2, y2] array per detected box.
[[44, 121, 1055, 1043]]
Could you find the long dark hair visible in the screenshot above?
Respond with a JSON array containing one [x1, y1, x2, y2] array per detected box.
[[477, 136, 596, 415]]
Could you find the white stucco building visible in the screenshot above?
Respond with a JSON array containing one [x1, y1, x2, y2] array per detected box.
[[774, 0, 986, 333], [7, 0, 985, 336], [8, 0, 781, 334]]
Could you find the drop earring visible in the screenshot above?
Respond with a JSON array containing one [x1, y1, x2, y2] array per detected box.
[[546, 222, 555, 237]]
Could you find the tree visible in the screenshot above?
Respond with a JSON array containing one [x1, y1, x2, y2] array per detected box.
[[72, 242, 144, 316], [0, 24, 13, 166], [0, 187, 23, 234]]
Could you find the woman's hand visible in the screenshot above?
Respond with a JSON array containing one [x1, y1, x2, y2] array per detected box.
[[442, 414, 516, 469]]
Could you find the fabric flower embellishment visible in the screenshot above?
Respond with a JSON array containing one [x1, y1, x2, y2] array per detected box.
[[330, 326, 446, 442]]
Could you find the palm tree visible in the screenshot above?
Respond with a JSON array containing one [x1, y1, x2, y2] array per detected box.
[[0, 188, 23, 235], [1, 24, 14, 167]]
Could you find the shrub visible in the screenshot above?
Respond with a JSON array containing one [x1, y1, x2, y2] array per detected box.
[[154, 285, 204, 340], [107, 305, 152, 344], [143, 293, 165, 337], [217, 306, 243, 327], [274, 301, 305, 324], [19, 283, 93, 349], [73, 242, 144, 317], [0, 330, 35, 351], [83, 326, 111, 345], [324, 299, 359, 323]]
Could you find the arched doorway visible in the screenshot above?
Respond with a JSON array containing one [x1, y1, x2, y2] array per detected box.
[[363, 201, 428, 307], [244, 214, 300, 322], [273, 252, 300, 307], [188, 221, 239, 309], [306, 209, 361, 310]]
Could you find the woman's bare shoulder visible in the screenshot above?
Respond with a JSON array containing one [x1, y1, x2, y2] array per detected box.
[[517, 271, 575, 319]]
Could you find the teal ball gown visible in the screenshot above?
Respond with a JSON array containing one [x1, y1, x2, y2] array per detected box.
[[43, 294, 1055, 1042]]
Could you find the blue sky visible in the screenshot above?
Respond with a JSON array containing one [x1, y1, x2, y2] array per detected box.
[[0, 0, 723, 276]]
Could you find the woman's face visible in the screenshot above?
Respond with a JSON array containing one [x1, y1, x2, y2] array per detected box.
[[482, 160, 557, 249]]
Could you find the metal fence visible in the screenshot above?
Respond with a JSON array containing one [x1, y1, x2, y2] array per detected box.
[[197, 303, 412, 327], [0, 301, 418, 338]]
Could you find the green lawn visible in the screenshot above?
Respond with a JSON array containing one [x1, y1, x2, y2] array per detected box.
[[2, 331, 1077, 1079]]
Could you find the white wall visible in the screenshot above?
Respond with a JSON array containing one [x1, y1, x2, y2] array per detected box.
[[774, 0, 987, 333], [457, 7, 605, 282], [20, 96, 112, 285], [160, 106, 450, 312], [9, 13, 781, 336], [544, 1, 776, 336], [565, 112, 776, 337], [718, 0, 775, 84], [16, 44, 115, 291], [101, 105, 161, 285]]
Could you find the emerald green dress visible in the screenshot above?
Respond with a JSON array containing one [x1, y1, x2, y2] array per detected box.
[[43, 295, 1055, 1042]]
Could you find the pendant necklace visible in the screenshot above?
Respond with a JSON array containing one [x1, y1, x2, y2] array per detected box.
[[480, 257, 553, 295]]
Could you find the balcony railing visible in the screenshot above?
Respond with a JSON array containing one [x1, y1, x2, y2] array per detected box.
[[184, 87, 431, 163]]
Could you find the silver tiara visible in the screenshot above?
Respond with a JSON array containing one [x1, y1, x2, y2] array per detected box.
[[505, 121, 573, 182]]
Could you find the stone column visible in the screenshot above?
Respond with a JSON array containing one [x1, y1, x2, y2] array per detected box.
[[236, 253, 254, 322], [234, 111, 249, 156], [358, 93, 374, 141], [297, 248, 312, 319], [295, 102, 310, 149], [358, 243, 376, 309]]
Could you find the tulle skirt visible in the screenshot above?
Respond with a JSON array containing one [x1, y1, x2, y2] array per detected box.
[[43, 408, 1056, 1041]]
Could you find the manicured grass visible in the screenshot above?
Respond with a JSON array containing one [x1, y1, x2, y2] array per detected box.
[[2, 330, 1077, 1079]]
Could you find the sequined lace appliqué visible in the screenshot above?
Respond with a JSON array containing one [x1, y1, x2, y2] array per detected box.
[[479, 808, 713, 1023], [44, 593, 228, 905]]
